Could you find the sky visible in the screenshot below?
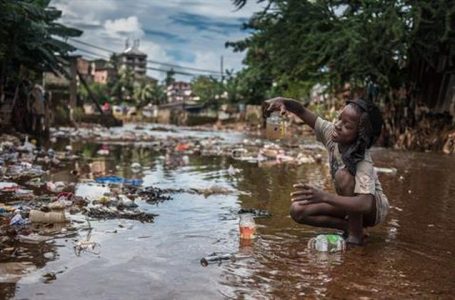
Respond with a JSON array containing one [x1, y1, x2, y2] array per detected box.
[[51, 0, 264, 81]]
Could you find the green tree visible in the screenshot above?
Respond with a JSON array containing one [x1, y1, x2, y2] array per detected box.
[[0, 0, 82, 93], [78, 82, 109, 104], [110, 67, 135, 103], [230, 0, 455, 149], [230, 0, 455, 102], [191, 75, 223, 107], [133, 80, 155, 106], [150, 83, 167, 105]]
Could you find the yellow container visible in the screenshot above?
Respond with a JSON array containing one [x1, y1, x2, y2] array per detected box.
[[266, 113, 285, 140]]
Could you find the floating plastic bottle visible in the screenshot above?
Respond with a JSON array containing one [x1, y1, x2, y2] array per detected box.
[[200, 252, 236, 266], [308, 234, 346, 252], [266, 112, 286, 140], [239, 213, 256, 240]]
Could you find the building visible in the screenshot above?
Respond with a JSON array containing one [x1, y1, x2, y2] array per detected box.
[[90, 59, 116, 84], [118, 39, 147, 78], [166, 81, 195, 103]]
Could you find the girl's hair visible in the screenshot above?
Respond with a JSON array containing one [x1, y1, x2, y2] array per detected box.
[[341, 98, 383, 175]]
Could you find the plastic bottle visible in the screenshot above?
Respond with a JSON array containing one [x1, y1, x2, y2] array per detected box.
[[200, 252, 236, 266], [266, 112, 286, 140], [308, 234, 346, 252]]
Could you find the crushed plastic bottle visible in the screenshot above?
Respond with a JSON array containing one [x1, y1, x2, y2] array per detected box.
[[200, 252, 236, 267], [308, 234, 346, 252]]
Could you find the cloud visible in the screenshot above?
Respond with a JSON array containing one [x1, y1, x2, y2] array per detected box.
[[50, 0, 265, 80], [170, 12, 247, 35], [104, 16, 144, 37]]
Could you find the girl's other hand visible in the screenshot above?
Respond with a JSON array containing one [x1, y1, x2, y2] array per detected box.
[[291, 183, 326, 203]]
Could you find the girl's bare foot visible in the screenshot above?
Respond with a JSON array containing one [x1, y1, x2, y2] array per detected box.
[[346, 234, 363, 245]]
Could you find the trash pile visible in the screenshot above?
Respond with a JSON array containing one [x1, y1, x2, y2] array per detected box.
[[51, 126, 326, 170], [0, 133, 172, 261]]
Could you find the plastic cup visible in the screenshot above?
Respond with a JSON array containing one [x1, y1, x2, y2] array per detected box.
[[239, 213, 256, 239]]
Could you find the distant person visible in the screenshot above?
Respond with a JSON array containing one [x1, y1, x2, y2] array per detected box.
[[102, 101, 111, 113], [265, 97, 389, 245], [29, 84, 46, 133]]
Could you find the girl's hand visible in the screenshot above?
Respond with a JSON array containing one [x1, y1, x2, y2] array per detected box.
[[290, 183, 327, 203], [264, 97, 290, 117]]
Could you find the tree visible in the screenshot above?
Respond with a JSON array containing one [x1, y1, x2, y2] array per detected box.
[[191, 75, 223, 107], [133, 80, 155, 106], [0, 0, 82, 94], [229, 0, 455, 150], [110, 67, 135, 103], [229, 0, 455, 104], [150, 84, 167, 105], [78, 82, 109, 104]]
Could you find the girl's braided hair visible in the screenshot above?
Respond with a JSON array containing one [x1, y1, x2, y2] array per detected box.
[[341, 98, 383, 175]]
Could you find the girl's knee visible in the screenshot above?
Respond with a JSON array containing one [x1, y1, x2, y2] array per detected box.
[[334, 168, 355, 195], [289, 202, 311, 224]]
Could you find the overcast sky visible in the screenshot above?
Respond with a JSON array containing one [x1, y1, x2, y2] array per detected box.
[[51, 0, 264, 81]]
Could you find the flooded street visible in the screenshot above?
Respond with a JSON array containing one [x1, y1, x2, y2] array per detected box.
[[1, 124, 454, 299]]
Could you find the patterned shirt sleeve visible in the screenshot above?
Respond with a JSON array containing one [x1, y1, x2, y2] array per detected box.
[[354, 160, 376, 195], [314, 117, 334, 148]]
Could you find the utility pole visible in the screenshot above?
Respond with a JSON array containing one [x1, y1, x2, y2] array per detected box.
[[69, 56, 79, 123], [220, 55, 224, 83]]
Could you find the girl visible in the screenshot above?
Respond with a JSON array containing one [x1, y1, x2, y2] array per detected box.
[[265, 97, 389, 244]]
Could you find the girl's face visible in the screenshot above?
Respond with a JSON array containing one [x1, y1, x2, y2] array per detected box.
[[332, 104, 361, 145]]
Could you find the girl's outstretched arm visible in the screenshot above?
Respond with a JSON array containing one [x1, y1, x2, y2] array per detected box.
[[264, 97, 317, 129]]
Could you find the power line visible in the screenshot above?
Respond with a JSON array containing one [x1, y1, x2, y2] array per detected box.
[[73, 45, 221, 77], [69, 38, 222, 75]]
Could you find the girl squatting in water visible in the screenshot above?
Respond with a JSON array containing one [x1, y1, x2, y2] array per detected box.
[[265, 97, 389, 245]]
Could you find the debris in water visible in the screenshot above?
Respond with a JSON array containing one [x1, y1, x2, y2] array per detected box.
[[200, 252, 236, 267]]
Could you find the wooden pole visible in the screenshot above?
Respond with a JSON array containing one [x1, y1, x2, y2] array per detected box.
[[77, 70, 104, 114]]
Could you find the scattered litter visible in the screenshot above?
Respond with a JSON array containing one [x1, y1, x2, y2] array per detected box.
[[17, 233, 53, 244], [227, 165, 241, 176], [74, 240, 100, 256], [86, 207, 157, 223], [191, 185, 235, 197], [391, 206, 403, 212], [74, 221, 100, 256], [46, 181, 66, 193], [9, 213, 28, 226], [375, 167, 398, 175], [238, 208, 272, 218]]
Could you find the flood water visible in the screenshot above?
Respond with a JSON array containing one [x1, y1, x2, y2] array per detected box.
[[2, 124, 454, 299]]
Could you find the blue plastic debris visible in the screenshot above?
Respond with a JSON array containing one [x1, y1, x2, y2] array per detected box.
[[95, 176, 143, 186]]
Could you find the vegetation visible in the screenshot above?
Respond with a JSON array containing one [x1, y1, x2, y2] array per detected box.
[[0, 0, 82, 94], [228, 0, 455, 150]]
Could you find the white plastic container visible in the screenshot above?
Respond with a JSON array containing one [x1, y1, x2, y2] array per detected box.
[[29, 210, 66, 223]]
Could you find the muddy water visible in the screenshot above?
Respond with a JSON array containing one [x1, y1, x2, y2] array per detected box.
[[3, 125, 455, 299]]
